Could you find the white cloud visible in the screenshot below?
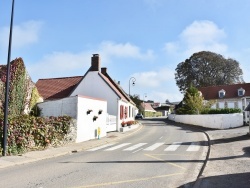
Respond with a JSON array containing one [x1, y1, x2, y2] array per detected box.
[[27, 51, 92, 81], [131, 68, 174, 88], [28, 41, 154, 81], [150, 91, 182, 103], [99, 41, 155, 62], [0, 20, 43, 49], [164, 20, 228, 57]]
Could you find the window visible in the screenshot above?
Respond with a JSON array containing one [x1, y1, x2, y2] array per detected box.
[[238, 88, 245, 96], [218, 89, 225, 98]]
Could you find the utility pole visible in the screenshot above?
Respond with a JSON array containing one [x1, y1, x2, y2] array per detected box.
[[2, 0, 15, 156]]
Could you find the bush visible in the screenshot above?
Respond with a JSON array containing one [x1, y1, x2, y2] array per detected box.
[[201, 108, 241, 114], [0, 115, 72, 155]]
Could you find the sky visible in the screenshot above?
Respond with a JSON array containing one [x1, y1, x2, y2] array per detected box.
[[1, 0, 250, 103]]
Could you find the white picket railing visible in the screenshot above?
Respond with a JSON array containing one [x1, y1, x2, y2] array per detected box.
[[106, 115, 117, 132]]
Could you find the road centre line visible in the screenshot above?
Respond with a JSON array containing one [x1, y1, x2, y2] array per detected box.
[[144, 154, 186, 170], [78, 172, 184, 188]]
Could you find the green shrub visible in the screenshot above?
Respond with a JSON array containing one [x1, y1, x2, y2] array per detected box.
[[201, 108, 241, 114]]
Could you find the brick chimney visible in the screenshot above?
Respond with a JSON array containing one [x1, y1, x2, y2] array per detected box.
[[90, 54, 100, 71], [101, 67, 107, 75]]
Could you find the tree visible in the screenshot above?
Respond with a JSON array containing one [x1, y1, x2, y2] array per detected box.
[[176, 85, 213, 115], [129, 94, 142, 110], [175, 51, 244, 93]]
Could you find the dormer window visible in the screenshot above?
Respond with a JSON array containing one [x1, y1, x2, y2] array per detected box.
[[219, 89, 225, 98], [238, 88, 245, 96]]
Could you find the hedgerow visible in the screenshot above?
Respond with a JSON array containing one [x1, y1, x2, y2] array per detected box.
[[0, 115, 72, 155], [201, 108, 241, 114]]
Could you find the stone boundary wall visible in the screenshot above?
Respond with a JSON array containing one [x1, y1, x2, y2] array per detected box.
[[168, 113, 243, 129]]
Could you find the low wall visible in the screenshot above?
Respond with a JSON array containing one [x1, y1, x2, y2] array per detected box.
[[38, 95, 107, 143], [168, 113, 243, 129]]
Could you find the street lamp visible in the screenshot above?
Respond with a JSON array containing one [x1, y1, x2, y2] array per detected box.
[[2, 0, 15, 156], [129, 77, 136, 96]]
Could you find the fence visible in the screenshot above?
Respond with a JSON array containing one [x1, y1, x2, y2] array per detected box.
[[106, 115, 117, 132]]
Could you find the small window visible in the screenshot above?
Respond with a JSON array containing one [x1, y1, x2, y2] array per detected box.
[[219, 89, 225, 98], [238, 88, 245, 96]]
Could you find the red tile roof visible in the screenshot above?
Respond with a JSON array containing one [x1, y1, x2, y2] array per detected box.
[[36, 76, 83, 100], [141, 102, 156, 112], [98, 72, 127, 101], [198, 83, 250, 100], [100, 72, 135, 104]]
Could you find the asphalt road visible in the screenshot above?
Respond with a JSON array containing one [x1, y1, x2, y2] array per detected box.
[[0, 118, 208, 188]]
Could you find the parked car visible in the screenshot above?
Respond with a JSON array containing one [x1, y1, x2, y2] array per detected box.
[[135, 113, 143, 119]]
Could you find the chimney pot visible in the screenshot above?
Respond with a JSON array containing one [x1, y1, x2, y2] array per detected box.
[[101, 67, 107, 74]]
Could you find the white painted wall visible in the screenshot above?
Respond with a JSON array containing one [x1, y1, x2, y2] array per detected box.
[[168, 113, 243, 129], [70, 71, 118, 116], [70, 71, 137, 131], [227, 102, 234, 108], [38, 95, 107, 143], [218, 102, 225, 108]]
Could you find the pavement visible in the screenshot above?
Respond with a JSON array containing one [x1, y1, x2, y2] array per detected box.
[[192, 124, 250, 188], [0, 124, 143, 169], [1, 120, 250, 188]]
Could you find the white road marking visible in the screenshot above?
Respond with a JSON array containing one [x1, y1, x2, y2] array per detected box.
[[187, 142, 200, 151], [105, 143, 131, 151], [144, 143, 165, 151], [164, 142, 182, 151], [132, 148, 144, 153], [159, 136, 163, 140], [123, 143, 147, 151], [87, 143, 116, 151]]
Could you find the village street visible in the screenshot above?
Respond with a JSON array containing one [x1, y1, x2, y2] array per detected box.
[[0, 118, 207, 188]]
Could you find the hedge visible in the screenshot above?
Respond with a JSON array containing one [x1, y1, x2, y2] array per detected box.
[[0, 115, 72, 155], [201, 108, 241, 114]]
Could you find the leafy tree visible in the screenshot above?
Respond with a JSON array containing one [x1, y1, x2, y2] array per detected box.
[[176, 85, 213, 115], [175, 51, 244, 93], [129, 94, 142, 110]]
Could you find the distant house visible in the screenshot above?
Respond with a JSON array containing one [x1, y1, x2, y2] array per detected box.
[[152, 103, 172, 116], [198, 83, 250, 124], [36, 54, 137, 132], [140, 102, 157, 117]]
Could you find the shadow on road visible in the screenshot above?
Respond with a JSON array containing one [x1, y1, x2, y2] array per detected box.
[[179, 172, 250, 188]]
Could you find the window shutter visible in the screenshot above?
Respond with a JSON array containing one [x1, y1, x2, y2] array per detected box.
[[120, 105, 124, 119]]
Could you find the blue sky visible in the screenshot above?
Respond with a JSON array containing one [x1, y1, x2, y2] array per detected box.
[[1, 0, 250, 103]]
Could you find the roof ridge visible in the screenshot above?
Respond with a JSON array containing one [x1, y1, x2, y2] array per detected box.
[[37, 76, 83, 81], [199, 82, 250, 88]]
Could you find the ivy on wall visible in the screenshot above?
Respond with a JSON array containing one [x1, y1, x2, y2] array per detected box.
[[0, 58, 40, 116]]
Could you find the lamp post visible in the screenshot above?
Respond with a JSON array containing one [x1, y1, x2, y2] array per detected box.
[[129, 77, 136, 96], [2, 0, 15, 156]]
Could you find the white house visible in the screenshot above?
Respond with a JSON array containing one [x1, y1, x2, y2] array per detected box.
[[198, 83, 250, 124], [36, 54, 137, 133]]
